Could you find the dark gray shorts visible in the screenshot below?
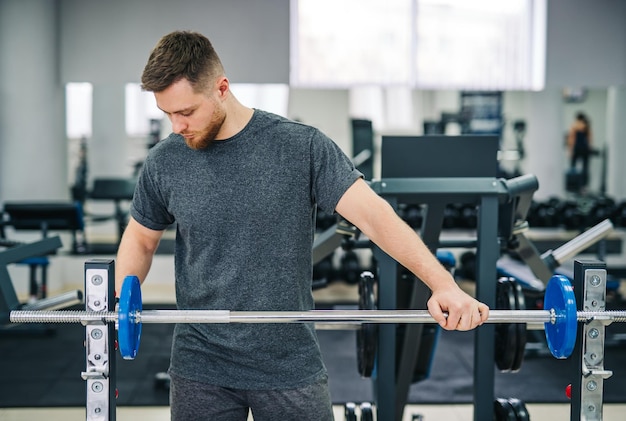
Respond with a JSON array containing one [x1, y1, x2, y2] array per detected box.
[[169, 372, 334, 421]]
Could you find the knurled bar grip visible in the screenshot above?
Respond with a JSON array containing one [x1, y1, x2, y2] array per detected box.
[[10, 309, 626, 325]]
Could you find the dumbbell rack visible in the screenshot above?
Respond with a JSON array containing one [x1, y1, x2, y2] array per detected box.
[[370, 175, 537, 421]]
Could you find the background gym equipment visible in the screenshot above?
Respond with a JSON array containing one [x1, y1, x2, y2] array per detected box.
[[2, 201, 87, 255], [494, 397, 530, 421], [494, 277, 527, 373], [308, 134, 624, 420], [344, 402, 357, 421], [355, 272, 527, 380], [526, 194, 626, 232], [456, 218, 614, 286], [355, 268, 443, 383], [86, 177, 136, 253], [372, 134, 529, 421], [350, 118, 374, 182], [359, 401, 374, 421], [356, 272, 377, 378], [0, 236, 82, 338], [0, 236, 51, 302], [1, 237, 65, 319]]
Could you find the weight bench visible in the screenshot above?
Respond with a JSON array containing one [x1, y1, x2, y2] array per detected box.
[[0, 236, 82, 328], [3, 201, 86, 255], [1, 201, 86, 300]]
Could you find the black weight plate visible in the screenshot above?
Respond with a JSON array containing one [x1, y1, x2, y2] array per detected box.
[[360, 402, 374, 421], [494, 397, 517, 421], [344, 402, 357, 421], [357, 324, 377, 377], [508, 398, 530, 421], [510, 280, 527, 373], [495, 278, 518, 372], [357, 272, 378, 377]]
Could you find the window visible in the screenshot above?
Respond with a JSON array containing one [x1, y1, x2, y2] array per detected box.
[[125, 83, 163, 137], [65, 83, 93, 139], [291, 0, 546, 90], [291, 0, 411, 87], [230, 84, 289, 117]]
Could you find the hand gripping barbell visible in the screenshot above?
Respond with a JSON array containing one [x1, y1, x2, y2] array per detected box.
[[10, 274, 626, 360]]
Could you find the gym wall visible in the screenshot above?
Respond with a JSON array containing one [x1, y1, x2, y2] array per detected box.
[[1, 0, 626, 205]]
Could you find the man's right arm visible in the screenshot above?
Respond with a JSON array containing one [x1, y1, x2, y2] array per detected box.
[[115, 216, 165, 295]]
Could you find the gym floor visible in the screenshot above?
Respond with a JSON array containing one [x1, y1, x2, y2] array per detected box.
[[2, 403, 626, 420]]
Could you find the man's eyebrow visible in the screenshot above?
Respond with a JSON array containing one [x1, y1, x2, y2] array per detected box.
[[158, 105, 195, 115]]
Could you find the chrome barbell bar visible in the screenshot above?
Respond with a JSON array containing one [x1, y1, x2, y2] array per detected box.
[[10, 308, 626, 326]]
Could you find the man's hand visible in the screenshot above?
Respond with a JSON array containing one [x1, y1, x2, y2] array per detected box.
[[427, 284, 489, 331]]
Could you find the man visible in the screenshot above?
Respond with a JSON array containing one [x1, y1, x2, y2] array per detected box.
[[116, 31, 489, 421]]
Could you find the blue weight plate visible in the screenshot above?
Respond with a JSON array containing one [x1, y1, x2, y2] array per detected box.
[[544, 275, 577, 359], [118, 275, 143, 360]]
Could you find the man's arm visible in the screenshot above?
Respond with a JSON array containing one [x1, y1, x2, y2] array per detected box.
[[335, 178, 489, 331], [115, 216, 165, 294]]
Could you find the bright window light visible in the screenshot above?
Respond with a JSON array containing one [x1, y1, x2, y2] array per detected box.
[[230, 83, 290, 117], [291, 0, 546, 90], [291, 0, 411, 87], [125, 83, 163, 137], [66, 82, 93, 138], [415, 0, 546, 90]]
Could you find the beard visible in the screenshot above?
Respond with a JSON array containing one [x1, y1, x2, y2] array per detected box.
[[184, 102, 226, 150]]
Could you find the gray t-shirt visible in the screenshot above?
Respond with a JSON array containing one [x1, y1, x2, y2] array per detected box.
[[130, 109, 362, 389]]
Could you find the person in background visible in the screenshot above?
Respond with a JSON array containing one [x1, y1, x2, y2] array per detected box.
[[115, 30, 489, 421], [567, 111, 593, 187]]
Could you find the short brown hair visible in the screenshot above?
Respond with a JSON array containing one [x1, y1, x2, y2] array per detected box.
[[141, 31, 225, 93]]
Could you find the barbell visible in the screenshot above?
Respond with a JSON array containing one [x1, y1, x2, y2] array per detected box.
[[9, 274, 626, 361]]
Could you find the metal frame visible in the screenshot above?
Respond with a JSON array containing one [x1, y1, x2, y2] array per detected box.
[[82, 259, 116, 421], [571, 260, 612, 421], [370, 176, 537, 421], [0, 236, 63, 318]]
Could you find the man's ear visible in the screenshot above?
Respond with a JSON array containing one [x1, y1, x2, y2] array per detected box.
[[216, 76, 229, 98]]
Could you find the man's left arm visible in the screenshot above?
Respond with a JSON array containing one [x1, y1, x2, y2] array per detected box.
[[335, 178, 489, 331]]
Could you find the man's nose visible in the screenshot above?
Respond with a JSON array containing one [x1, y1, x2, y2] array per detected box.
[[170, 115, 187, 134]]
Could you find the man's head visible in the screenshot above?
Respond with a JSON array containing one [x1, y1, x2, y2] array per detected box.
[[143, 31, 228, 149], [141, 31, 225, 94]]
